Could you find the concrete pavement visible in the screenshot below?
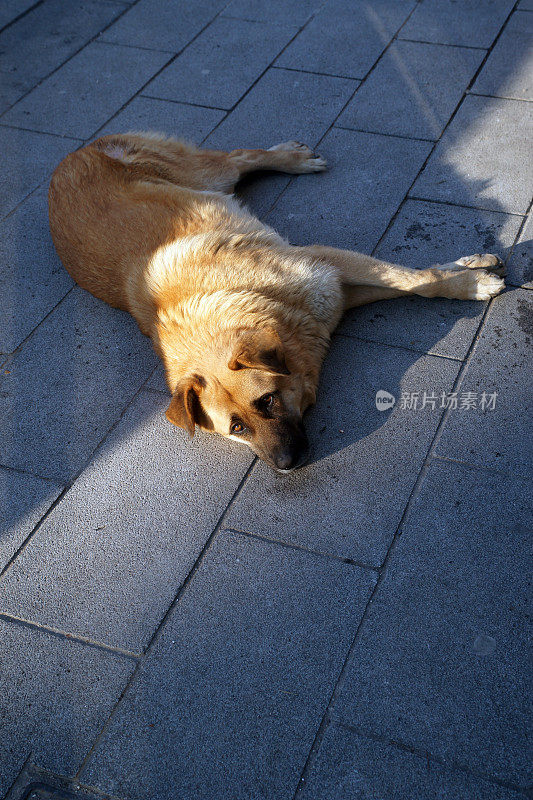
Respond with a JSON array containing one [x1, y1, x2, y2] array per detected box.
[[1, 1, 531, 798]]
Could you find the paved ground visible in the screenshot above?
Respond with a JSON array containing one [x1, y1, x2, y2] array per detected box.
[[1, 1, 532, 798]]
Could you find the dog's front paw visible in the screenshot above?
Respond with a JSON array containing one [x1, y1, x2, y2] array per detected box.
[[454, 253, 505, 274], [463, 268, 506, 300]]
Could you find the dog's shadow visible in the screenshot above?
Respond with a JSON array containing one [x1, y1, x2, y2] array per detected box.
[[304, 293, 485, 468]]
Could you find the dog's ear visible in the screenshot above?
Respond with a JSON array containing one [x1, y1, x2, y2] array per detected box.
[[165, 375, 204, 436], [228, 328, 290, 375]]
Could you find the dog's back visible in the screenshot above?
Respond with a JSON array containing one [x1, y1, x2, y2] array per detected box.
[[48, 141, 198, 311]]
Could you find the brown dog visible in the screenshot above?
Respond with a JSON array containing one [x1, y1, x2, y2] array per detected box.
[[48, 133, 505, 472]]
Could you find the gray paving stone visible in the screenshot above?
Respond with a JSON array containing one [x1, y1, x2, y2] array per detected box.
[[0, 617, 135, 797], [0, 0, 39, 31], [411, 95, 533, 214], [224, 337, 459, 565], [337, 199, 523, 359], [2, 42, 170, 140], [276, 0, 416, 78], [399, 0, 516, 48], [0, 126, 79, 218], [0, 0, 125, 114], [266, 127, 431, 253], [302, 724, 524, 800], [0, 287, 157, 482], [335, 460, 533, 787], [97, 95, 225, 141], [507, 212, 533, 288], [80, 530, 376, 799], [145, 17, 298, 110], [0, 188, 73, 354], [338, 40, 484, 140], [205, 67, 358, 216], [0, 467, 62, 573], [471, 11, 533, 101], [223, 0, 320, 25], [435, 289, 533, 475], [0, 392, 253, 652], [101, 0, 224, 52], [199, 67, 358, 149]]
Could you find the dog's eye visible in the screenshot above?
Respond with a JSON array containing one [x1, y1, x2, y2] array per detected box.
[[261, 393, 275, 407], [231, 421, 245, 434]]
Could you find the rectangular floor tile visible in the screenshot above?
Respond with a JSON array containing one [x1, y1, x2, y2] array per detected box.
[[399, 0, 515, 47], [411, 95, 533, 214], [206, 68, 358, 149], [145, 16, 298, 110], [0, 126, 79, 218], [507, 212, 533, 288], [223, 0, 320, 25], [224, 336, 459, 565], [101, 0, 225, 52], [338, 199, 523, 359], [338, 40, 484, 140], [266, 127, 431, 253], [435, 288, 533, 475], [470, 10, 533, 100], [302, 725, 523, 800], [0, 188, 73, 354], [97, 95, 225, 141], [0, 618, 135, 797], [335, 460, 532, 787], [0, 0, 124, 114], [0, 287, 157, 482], [0, 467, 61, 573], [205, 67, 358, 216], [276, 0, 416, 78], [0, 392, 253, 652], [80, 531, 376, 799], [2, 42, 169, 139]]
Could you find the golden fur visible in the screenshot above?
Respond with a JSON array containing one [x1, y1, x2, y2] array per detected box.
[[48, 132, 505, 470]]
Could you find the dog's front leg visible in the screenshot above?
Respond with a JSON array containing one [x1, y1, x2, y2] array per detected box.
[[298, 245, 505, 308]]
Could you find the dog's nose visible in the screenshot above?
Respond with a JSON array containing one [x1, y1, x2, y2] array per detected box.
[[273, 442, 309, 472], [274, 451, 299, 471]]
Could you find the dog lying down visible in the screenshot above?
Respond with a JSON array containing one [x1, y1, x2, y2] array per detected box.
[[48, 133, 505, 473]]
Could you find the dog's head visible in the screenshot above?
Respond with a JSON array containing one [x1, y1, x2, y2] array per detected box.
[[165, 327, 310, 472]]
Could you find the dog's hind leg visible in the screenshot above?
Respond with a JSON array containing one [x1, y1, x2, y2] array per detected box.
[[298, 245, 505, 308], [227, 141, 327, 177], [92, 135, 326, 192]]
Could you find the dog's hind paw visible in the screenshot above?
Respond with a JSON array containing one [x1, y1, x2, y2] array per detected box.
[[269, 140, 313, 153], [295, 154, 327, 172], [268, 140, 327, 173]]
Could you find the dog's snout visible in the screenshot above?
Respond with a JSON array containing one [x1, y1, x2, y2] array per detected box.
[[272, 425, 309, 472]]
